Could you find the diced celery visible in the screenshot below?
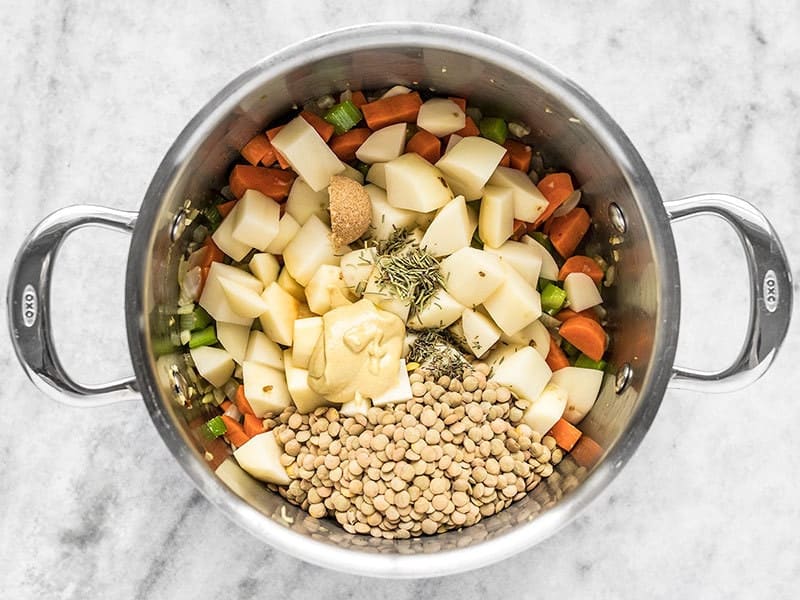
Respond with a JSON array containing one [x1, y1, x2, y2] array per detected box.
[[541, 283, 567, 313], [479, 117, 508, 145], [188, 325, 217, 349], [324, 100, 363, 134], [574, 354, 608, 371]]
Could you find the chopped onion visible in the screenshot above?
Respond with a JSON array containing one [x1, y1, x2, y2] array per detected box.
[[552, 190, 582, 218], [180, 266, 203, 302]]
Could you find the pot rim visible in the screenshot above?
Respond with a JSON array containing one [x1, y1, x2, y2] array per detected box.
[[125, 22, 680, 577]]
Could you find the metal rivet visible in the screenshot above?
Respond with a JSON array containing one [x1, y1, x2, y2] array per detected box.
[[608, 203, 627, 234], [615, 363, 632, 393], [169, 211, 188, 242]]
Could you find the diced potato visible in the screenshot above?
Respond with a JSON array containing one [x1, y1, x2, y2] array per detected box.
[[444, 133, 462, 154], [436, 136, 506, 200], [482, 263, 542, 336], [190, 346, 234, 388], [484, 240, 543, 286], [416, 98, 465, 137], [366, 184, 418, 242], [284, 350, 329, 413], [277, 267, 306, 302], [550, 367, 604, 424], [488, 166, 548, 222], [242, 361, 291, 417], [249, 253, 280, 287], [484, 342, 526, 371], [384, 153, 454, 213], [286, 178, 330, 225], [282, 215, 342, 286], [370, 359, 414, 407], [231, 189, 281, 250], [407, 288, 465, 330], [264, 213, 301, 255], [199, 262, 261, 326], [523, 383, 568, 436], [500, 319, 550, 359], [339, 162, 364, 184], [478, 186, 514, 249], [564, 272, 603, 312], [305, 265, 354, 315], [461, 308, 501, 358], [292, 317, 323, 369], [245, 330, 284, 371], [216, 322, 250, 364], [340, 393, 371, 417], [233, 431, 290, 484], [418, 195, 473, 258], [297, 302, 315, 319], [219, 277, 269, 319], [439, 247, 505, 307], [212, 202, 251, 261], [270, 116, 344, 192], [356, 123, 407, 164], [259, 282, 299, 346], [340, 247, 377, 290], [490, 346, 552, 402], [381, 85, 412, 98], [366, 162, 387, 189], [521, 235, 559, 280]]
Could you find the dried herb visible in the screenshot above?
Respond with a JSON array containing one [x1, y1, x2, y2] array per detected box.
[[407, 329, 471, 380]]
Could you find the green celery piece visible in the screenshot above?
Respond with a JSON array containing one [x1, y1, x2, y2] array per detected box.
[[324, 100, 363, 134], [541, 283, 567, 312], [575, 354, 607, 371], [201, 205, 222, 230], [188, 325, 217, 349], [180, 306, 212, 332], [479, 117, 508, 145], [561, 340, 581, 359], [201, 415, 227, 439]]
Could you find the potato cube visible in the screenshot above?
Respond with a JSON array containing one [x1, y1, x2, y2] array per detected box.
[[461, 308, 501, 358], [212, 201, 251, 261], [521, 235, 559, 280], [305, 265, 354, 315], [216, 322, 251, 364], [340, 247, 377, 290], [231, 189, 281, 250], [282, 214, 342, 286], [270, 116, 344, 192], [245, 330, 284, 371], [500, 319, 550, 358], [436, 136, 506, 200], [407, 288, 465, 330], [233, 431, 290, 484], [366, 162, 387, 189], [523, 383, 568, 435], [550, 367, 604, 424], [484, 240, 543, 286], [366, 184, 418, 242], [190, 346, 234, 388], [490, 346, 552, 402], [277, 267, 306, 302], [219, 277, 269, 319], [283, 350, 329, 413], [439, 247, 505, 307], [264, 213, 301, 255], [417, 98, 466, 137], [242, 361, 291, 416], [370, 360, 414, 407], [419, 195, 474, 257], [249, 253, 280, 287], [384, 153, 454, 213], [564, 272, 603, 312], [292, 317, 323, 369], [488, 166, 548, 222], [286, 178, 330, 225], [482, 263, 542, 336], [478, 185, 514, 249], [258, 282, 299, 346], [199, 262, 261, 326], [356, 123, 407, 164]]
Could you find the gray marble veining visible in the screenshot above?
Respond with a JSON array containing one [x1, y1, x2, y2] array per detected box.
[[2, 1, 798, 598]]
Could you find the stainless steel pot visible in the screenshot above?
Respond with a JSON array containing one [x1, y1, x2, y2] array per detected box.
[[7, 23, 792, 577]]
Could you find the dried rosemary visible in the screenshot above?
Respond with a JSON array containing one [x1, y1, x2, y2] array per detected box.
[[407, 329, 472, 380]]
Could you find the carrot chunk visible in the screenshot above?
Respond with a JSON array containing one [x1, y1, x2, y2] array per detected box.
[[360, 92, 423, 130], [554, 307, 600, 323], [234, 384, 255, 416], [545, 336, 570, 371], [300, 111, 335, 142], [503, 139, 532, 172], [349, 91, 367, 107], [329, 128, 371, 161], [405, 130, 442, 164], [559, 316, 607, 362], [243, 414, 265, 438], [499, 152, 511, 167], [216, 200, 237, 218], [535, 172, 574, 226], [559, 255, 604, 285], [548, 418, 583, 451], [549, 207, 591, 258], [221, 415, 250, 447], [455, 116, 480, 137], [241, 134, 272, 166], [571, 435, 604, 468], [266, 126, 290, 169], [229, 165, 295, 200]]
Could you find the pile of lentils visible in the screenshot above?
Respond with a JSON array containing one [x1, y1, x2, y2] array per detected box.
[[264, 363, 564, 539]]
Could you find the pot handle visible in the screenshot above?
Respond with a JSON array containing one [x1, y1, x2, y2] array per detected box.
[[7, 205, 141, 406], [665, 194, 793, 392]]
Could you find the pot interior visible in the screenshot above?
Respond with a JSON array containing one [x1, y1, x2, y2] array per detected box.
[[127, 25, 678, 573]]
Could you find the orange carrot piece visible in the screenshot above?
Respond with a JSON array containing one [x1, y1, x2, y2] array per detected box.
[[545, 336, 570, 371], [548, 418, 583, 451], [350, 91, 367, 107], [455, 116, 480, 137], [201, 237, 225, 266], [559, 255, 604, 285], [571, 435, 603, 468], [216, 200, 237, 218], [234, 385, 255, 416], [221, 415, 250, 447], [405, 130, 441, 164], [499, 152, 511, 168], [559, 316, 607, 361], [511, 219, 529, 241], [360, 92, 423, 130], [220, 400, 233, 412], [266, 126, 291, 169], [329, 128, 371, 161], [243, 414, 265, 438], [300, 111, 335, 142], [241, 134, 273, 166], [229, 165, 295, 200], [503, 139, 532, 172], [555, 307, 600, 323], [549, 207, 591, 258], [448, 96, 467, 111], [535, 172, 574, 226]]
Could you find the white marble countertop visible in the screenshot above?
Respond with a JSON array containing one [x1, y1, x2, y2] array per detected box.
[[2, 1, 798, 598]]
